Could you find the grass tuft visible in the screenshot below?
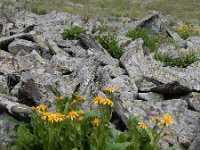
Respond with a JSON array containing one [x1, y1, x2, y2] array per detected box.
[[62, 22, 84, 40], [96, 34, 124, 59]]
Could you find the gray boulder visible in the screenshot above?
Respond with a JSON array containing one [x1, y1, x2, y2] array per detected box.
[[137, 92, 164, 101], [8, 39, 39, 55], [120, 38, 147, 82]]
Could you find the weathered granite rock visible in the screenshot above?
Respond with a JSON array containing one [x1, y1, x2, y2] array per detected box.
[[135, 12, 165, 35], [120, 38, 147, 82], [64, 46, 88, 58], [0, 32, 35, 51], [137, 92, 164, 101], [0, 94, 31, 118], [0, 23, 3, 34], [88, 48, 119, 66], [106, 75, 138, 101], [187, 36, 200, 50], [0, 50, 17, 74], [0, 113, 18, 150], [8, 39, 39, 55], [186, 92, 200, 112]]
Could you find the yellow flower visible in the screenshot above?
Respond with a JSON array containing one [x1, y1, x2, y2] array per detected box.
[[77, 110, 84, 116], [54, 113, 66, 122], [103, 98, 114, 107], [41, 112, 51, 121], [36, 104, 47, 112], [76, 94, 86, 101], [91, 118, 101, 126], [31, 106, 36, 111], [138, 122, 147, 129], [161, 113, 174, 127], [78, 116, 83, 122], [93, 96, 104, 105], [56, 96, 65, 101], [71, 99, 77, 105], [67, 111, 79, 121], [104, 87, 116, 93], [41, 112, 66, 123], [48, 113, 57, 123]]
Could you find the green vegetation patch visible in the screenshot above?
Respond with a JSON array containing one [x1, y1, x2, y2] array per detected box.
[[62, 22, 84, 40], [96, 34, 124, 59], [126, 27, 163, 53], [176, 25, 200, 40], [12, 87, 175, 150], [154, 51, 198, 68]]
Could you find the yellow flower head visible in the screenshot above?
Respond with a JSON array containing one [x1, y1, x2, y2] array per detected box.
[[67, 111, 79, 121], [71, 99, 77, 105], [78, 116, 83, 122], [41, 112, 66, 123], [103, 98, 114, 107], [161, 113, 174, 127], [47, 113, 57, 123], [104, 87, 116, 93], [76, 94, 86, 101], [41, 112, 51, 121], [56, 96, 65, 101], [36, 104, 47, 112], [31, 106, 36, 111], [54, 113, 66, 122], [77, 110, 84, 116], [93, 96, 104, 105], [91, 118, 101, 127], [138, 122, 147, 129]]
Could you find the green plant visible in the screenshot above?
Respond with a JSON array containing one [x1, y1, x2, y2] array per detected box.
[[176, 25, 200, 39], [126, 27, 163, 53], [13, 87, 175, 150], [0, 84, 9, 94], [62, 22, 84, 40], [96, 34, 124, 59], [154, 51, 197, 68]]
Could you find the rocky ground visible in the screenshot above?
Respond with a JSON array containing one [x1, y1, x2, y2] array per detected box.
[[0, 2, 200, 150]]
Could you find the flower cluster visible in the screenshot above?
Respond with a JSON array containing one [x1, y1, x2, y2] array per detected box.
[[104, 87, 116, 93], [42, 112, 66, 123], [93, 96, 114, 107], [137, 113, 174, 130], [66, 110, 84, 122], [176, 25, 192, 33]]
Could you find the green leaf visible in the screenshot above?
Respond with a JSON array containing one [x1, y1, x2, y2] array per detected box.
[[16, 123, 33, 150], [106, 142, 132, 150]]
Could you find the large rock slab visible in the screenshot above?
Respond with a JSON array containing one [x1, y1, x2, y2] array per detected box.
[[120, 38, 148, 82], [8, 39, 39, 55]]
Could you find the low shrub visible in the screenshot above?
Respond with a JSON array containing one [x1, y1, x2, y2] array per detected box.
[[13, 87, 175, 150], [126, 27, 163, 53], [96, 34, 124, 59], [62, 22, 84, 40], [154, 50, 197, 68], [176, 25, 200, 39]]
